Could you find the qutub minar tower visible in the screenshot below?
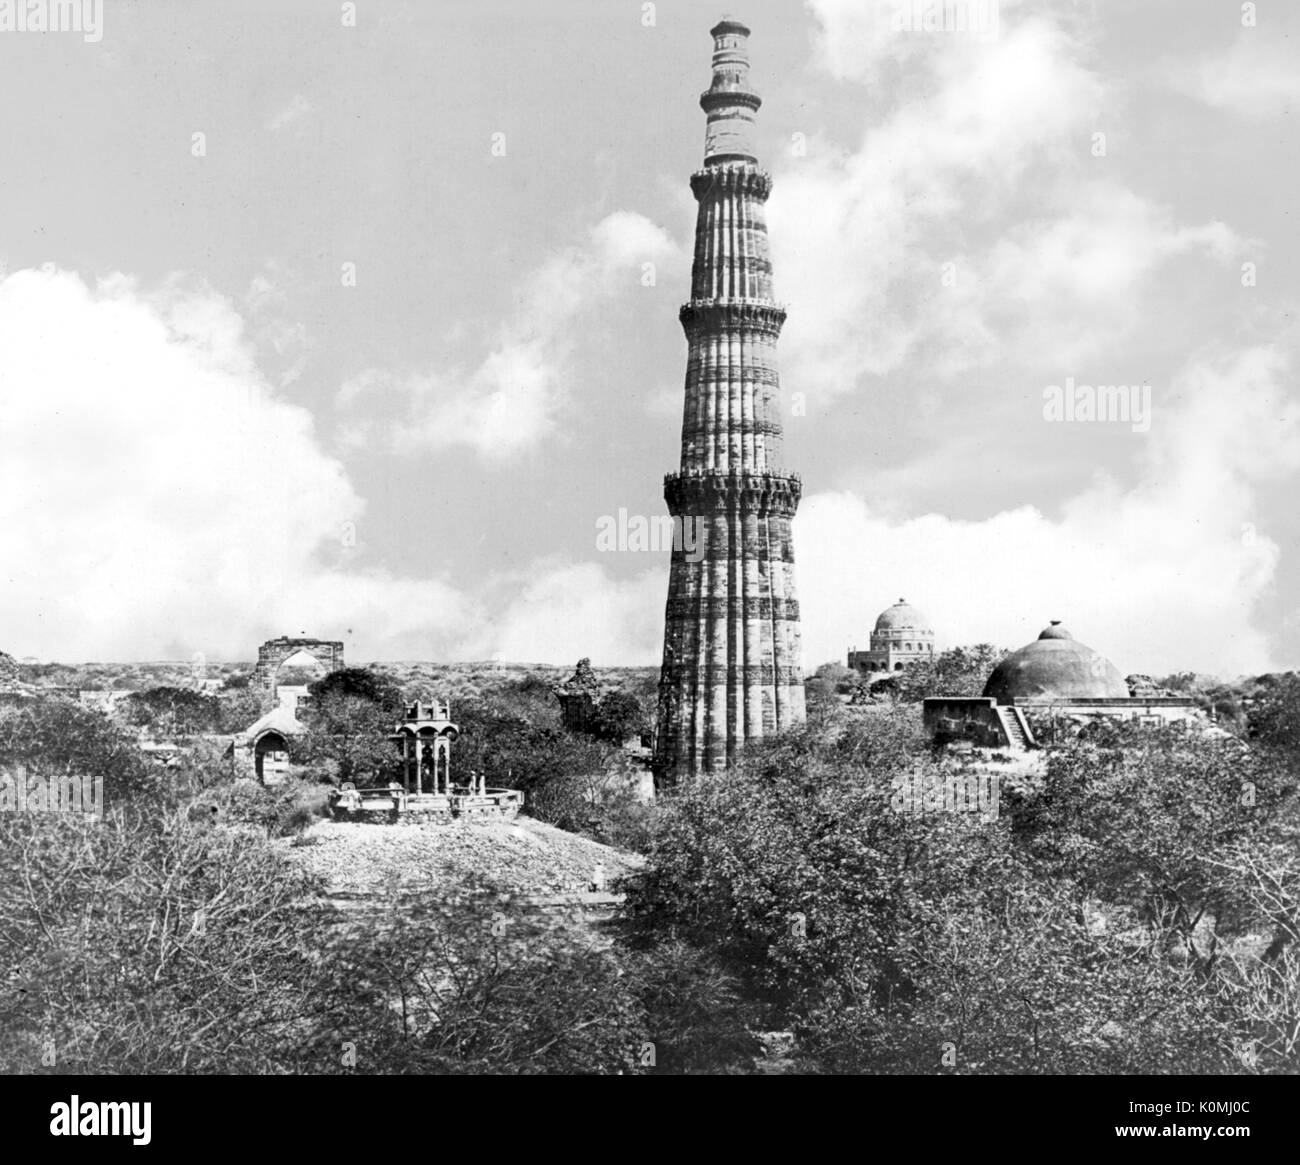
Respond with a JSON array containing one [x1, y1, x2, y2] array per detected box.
[[654, 18, 805, 786]]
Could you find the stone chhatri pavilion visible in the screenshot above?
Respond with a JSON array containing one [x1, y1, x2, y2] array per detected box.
[[654, 18, 805, 787], [330, 699, 522, 822]]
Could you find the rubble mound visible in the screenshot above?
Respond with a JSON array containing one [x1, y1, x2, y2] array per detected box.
[[285, 814, 642, 898], [1126, 673, 1179, 698]]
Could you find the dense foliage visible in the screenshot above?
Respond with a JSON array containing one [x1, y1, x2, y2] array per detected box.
[[5, 663, 1296, 1075], [120, 686, 264, 735], [622, 705, 1300, 1073], [892, 644, 1010, 701]]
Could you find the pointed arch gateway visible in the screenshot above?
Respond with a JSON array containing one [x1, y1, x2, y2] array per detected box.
[[252, 637, 345, 710]]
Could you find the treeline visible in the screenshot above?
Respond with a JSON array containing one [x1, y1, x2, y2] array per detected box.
[[0, 688, 725, 1074], [4, 671, 1297, 1073]]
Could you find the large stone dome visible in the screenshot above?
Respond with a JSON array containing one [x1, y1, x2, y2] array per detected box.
[[874, 599, 930, 632], [983, 622, 1128, 701]]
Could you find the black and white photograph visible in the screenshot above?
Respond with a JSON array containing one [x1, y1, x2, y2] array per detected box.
[[0, 0, 1295, 1140]]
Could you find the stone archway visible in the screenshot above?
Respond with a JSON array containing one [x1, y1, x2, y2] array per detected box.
[[255, 730, 291, 784], [252, 637, 345, 710]]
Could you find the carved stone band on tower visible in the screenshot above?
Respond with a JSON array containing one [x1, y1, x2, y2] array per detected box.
[[654, 19, 806, 787]]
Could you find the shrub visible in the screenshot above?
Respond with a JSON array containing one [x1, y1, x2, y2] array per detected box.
[[622, 705, 1300, 1073]]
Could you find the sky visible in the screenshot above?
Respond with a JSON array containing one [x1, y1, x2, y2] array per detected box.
[[0, 0, 1296, 678]]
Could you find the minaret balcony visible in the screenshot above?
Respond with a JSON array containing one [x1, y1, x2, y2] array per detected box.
[[679, 299, 787, 337], [663, 467, 802, 517], [690, 166, 771, 200]]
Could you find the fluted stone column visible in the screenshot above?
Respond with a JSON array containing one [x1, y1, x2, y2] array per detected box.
[[654, 20, 805, 787]]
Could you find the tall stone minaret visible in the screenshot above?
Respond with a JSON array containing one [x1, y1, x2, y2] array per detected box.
[[653, 18, 805, 787]]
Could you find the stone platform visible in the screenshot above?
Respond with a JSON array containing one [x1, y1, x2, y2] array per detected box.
[[329, 785, 523, 823]]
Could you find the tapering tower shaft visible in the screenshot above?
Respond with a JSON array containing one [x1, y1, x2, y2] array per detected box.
[[654, 19, 805, 787]]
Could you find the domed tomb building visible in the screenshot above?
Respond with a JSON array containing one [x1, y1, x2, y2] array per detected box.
[[983, 621, 1129, 702], [848, 599, 936, 676], [923, 621, 1203, 750]]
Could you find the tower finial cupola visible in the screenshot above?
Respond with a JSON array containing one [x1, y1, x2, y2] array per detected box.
[[701, 17, 762, 165]]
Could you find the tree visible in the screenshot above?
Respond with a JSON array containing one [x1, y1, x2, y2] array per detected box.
[[0, 804, 656, 1074], [297, 692, 400, 786], [1001, 721, 1296, 948], [588, 689, 649, 744], [0, 804, 328, 1072], [621, 705, 1299, 1073], [307, 667, 403, 714], [121, 687, 220, 735], [893, 644, 1008, 701], [1250, 673, 1300, 759], [291, 668, 409, 785], [213, 688, 264, 733], [0, 696, 153, 803]]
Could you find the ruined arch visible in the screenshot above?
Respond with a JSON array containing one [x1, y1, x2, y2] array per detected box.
[[252, 637, 345, 710]]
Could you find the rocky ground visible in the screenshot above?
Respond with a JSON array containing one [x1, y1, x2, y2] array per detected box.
[[283, 814, 644, 899]]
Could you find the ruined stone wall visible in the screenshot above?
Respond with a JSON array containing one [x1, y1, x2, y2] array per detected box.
[[251, 637, 344, 710]]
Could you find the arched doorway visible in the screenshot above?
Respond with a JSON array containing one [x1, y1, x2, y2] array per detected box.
[[255, 730, 290, 784]]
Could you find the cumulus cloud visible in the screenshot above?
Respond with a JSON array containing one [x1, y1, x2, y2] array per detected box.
[[795, 344, 1300, 677], [455, 561, 665, 666], [1161, 33, 1300, 120], [0, 266, 475, 662], [243, 261, 312, 387], [0, 262, 677, 668], [772, 3, 1235, 396], [336, 211, 683, 460], [469, 344, 1300, 675]]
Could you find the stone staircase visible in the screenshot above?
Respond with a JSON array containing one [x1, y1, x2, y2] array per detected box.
[[996, 706, 1035, 751]]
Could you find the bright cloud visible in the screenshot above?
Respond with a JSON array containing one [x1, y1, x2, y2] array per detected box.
[[1161, 33, 1300, 120], [796, 344, 1300, 677], [773, 3, 1235, 395], [336, 211, 683, 460], [0, 266, 475, 662], [456, 561, 665, 666]]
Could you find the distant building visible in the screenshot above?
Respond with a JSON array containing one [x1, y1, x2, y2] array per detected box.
[[229, 685, 309, 784], [923, 621, 1204, 750], [555, 658, 601, 734], [849, 599, 936, 676]]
